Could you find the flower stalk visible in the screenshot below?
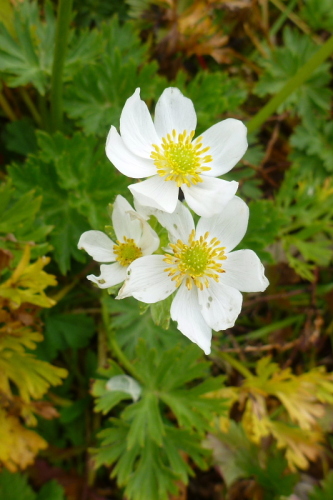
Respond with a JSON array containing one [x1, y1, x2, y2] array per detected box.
[[247, 34, 333, 132], [101, 292, 143, 383], [50, 0, 73, 131]]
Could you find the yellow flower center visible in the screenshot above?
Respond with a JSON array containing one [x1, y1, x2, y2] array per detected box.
[[113, 237, 143, 267], [150, 129, 213, 187], [163, 230, 227, 290]]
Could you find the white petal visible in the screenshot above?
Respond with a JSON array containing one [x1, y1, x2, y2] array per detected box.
[[88, 262, 127, 288], [201, 118, 248, 176], [154, 87, 197, 138], [198, 281, 243, 331], [138, 219, 160, 255], [120, 88, 160, 158], [196, 196, 249, 253], [171, 283, 212, 355], [182, 177, 238, 217], [78, 231, 115, 262], [153, 200, 195, 243], [221, 250, 269, 292], [129, 176, 179, 213], [112, 195, 141, 242], [105, 126, 156, 178], [117, 255, 176, 302]]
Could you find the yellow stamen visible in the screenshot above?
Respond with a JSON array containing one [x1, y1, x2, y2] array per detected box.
[[150, 129, 213, 187], [163, 230, 226, 290], [113, 237, 142, 267]]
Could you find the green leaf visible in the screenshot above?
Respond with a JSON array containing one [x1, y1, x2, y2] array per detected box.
[[300, 0, 333, 32], [0, 1, 100, 94], [290, 120, 333, 174], [64, 16, 167, 136], [239, 199, 287, 263], [254, 27, 332, 125], [0, 180, 52, 263], [0, 470, 36, 500], [36, 313, 95, 361], [107, 296, 188, 358], [124, 392, 165, 448], [92, 343, 223, 500], [8, 130, 129, 273], [275, 165, 333, 280], [37, 480, 65, 500], [173, 70, 247, 135], [2, 118, 37, 155]]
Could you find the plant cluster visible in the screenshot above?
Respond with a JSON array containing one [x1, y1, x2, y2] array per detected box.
[[0, 1, 333, 499]]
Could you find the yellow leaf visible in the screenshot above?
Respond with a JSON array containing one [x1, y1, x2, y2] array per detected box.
[[267, 420, 323, 471], [0, 407, 47, 472], [0, 245, 57, 308]]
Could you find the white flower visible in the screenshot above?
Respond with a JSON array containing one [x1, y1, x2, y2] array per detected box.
[[78, 195, 159, 289], [118, 197, 269, 354], [106, 87, 248, 217]]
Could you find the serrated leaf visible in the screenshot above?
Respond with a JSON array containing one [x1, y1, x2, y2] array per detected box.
[[0, 1, 100, 94], [0, 408, 47, 472], [107, 296, 187, 358], [36, 313, 95, 361], [9, 130, 129, 273], [255, 27, 332, 125], [300, 0, 333, 32], [0, 245, 56, 308]]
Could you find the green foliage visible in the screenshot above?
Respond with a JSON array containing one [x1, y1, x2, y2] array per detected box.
[[300, 0, 333, 32], [9, 131, 129, 273], [309, 471, 333, 500], [92, 342, 225, 500], [0, 181, 51, 262], [255, 27, 332, 125], [275, 165, 333, 281], [290, 120, 333, 175], [107, 296, 187, 358], [0, 470, 65, 500], [173, 71, 247, 134], [2, 118, 37, 155], [0, 0, 100, 94], [73, 0, 128, 27], [210, 423, 297, 498], [64, 17, 167, 136], [36, 312, 95, 361], [240, 199, 286, 262]]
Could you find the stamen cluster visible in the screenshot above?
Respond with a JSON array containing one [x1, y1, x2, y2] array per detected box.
[[163, 230, 226, 290], [113, 237, 143, 267], [151, 130, 212, 187]]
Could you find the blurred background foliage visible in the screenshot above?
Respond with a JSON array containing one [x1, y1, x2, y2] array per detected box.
[[0, 0, 332, 499]]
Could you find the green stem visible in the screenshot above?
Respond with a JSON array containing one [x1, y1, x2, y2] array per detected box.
[[218, 352, 253, 379], [247, 34, 333, 133], [236, 315, 304, 342], [270, 0, 298, 36], [101, 292, 143, 382], [50, 0, 73, 131]]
